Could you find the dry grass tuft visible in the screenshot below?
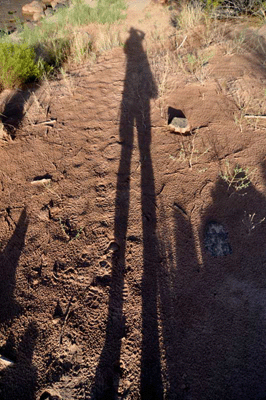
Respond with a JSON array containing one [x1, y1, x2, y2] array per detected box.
[[175, 2, 204, 31]]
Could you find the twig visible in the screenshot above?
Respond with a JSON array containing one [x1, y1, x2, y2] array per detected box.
[[33, 119, 57, 126], [244, 114, 266, 119], [59, 295, 73, 345], [176, 35, 187, 50]]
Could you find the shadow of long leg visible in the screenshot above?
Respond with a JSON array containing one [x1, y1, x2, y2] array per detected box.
[[89, 114, 134, 399], [138, 114, 163, 400]]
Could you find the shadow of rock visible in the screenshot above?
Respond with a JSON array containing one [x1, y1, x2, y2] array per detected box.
[[1, 85, 38, 138]]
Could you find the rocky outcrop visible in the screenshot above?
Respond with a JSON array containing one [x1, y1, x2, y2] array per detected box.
[[22, 1, 45, 15], [22, 0, 69, 23]]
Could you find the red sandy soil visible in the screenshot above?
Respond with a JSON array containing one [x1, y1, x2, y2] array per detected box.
[[1, 2, 266, 399]]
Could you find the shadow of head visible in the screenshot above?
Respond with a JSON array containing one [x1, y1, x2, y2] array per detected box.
[[124, 27, 146, 55], [129, 27, 145, 41]]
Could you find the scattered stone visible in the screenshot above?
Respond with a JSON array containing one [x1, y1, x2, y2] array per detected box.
[[31, 173, 52, 186], [168, 116, 190, 134], [0, 354, 14, 369], [204, 221, 232, 257], [31, 178, 51, 186], [22, 1, 45, 16]]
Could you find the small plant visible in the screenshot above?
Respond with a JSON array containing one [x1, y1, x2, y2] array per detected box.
[[97, 27, 123, 52], [223, 30, 247, 55], [178, 50, 214, 83], [169, 132, 210, 169], [0, 42, 50, 89], [242, 211, 265, 234], [150, 49, 173, 98], [220, 161, 254, 191], [176, 2, 204, 31], [72, 226, 84, 240], [60, 67, 75, 96], [59, 218, 84, 241]]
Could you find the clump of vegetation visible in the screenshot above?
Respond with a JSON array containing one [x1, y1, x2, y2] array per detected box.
[[242, 211, 265, 234], [0, 0, 126, 90], [220, 161, 254, 191], [175, 1, 204, 30], [198, 0, 266, 15], [0, 42, 51, 89]]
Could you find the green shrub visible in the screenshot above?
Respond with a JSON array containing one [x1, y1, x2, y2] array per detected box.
[[198, 0, 266, 15], [0, 42, 50, 89]]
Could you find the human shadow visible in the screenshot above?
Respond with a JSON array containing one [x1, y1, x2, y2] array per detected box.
[[90, 27, 163, 399], [158, 161, 266, 399], [0, 321, 38, 400], [0, 207, 28, 323]]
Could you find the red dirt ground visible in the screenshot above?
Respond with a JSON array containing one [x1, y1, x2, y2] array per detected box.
[[1, 2, 266, 399]]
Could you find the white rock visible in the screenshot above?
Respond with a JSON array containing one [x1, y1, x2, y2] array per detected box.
[[31, 178, 51, 186]]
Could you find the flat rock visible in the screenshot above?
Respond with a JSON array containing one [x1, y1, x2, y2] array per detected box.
[[22, 1, 45, 15], [168, 116, 190, 134]]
